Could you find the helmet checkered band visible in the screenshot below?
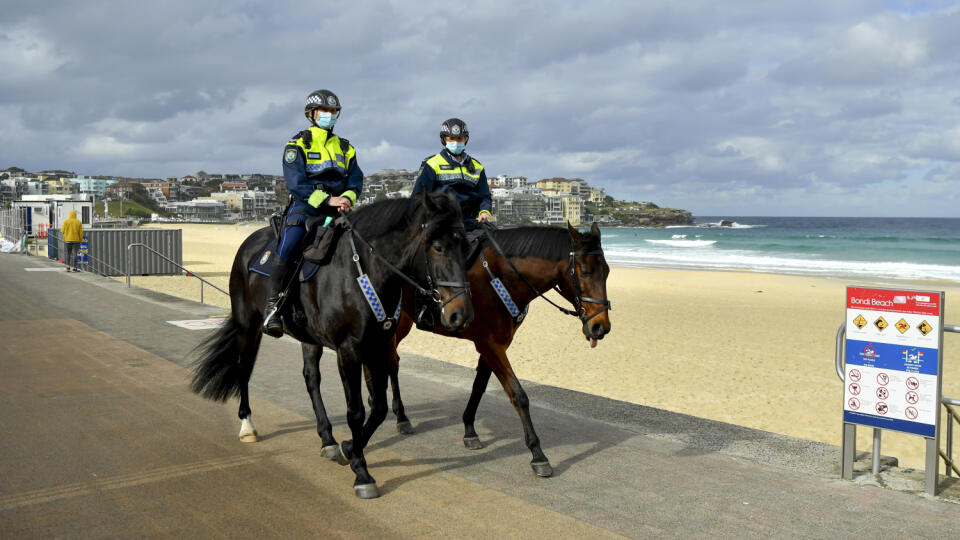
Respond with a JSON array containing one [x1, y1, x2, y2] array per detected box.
[[307, 95, 322, 105]]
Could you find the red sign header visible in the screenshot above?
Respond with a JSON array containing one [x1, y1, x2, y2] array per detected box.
[[846, 287, 941, 316]]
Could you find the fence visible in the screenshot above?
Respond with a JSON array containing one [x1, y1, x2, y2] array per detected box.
[[0, 207, 27, 250]]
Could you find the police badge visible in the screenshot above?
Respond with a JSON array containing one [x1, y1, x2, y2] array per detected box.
[[260, 250, 271, 265], [284, 149, 297, 163]]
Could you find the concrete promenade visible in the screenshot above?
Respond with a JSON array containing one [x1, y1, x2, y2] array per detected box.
[[1, 252, 959, 538]]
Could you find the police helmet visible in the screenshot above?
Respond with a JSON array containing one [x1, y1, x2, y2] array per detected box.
[[304, 89, 341, 119], [440, 118, 469, 144]]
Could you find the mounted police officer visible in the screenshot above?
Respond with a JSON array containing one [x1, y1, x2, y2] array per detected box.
[[262, 89, 363, 338], [412, 118, 492, 231]]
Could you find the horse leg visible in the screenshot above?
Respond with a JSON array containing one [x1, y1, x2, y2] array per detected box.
[[337, 347, 384, 499], [479, 344, 553, 477], [365, 353, 413, 435], [237, 329, 262, 443], [301, 343, 344, 463], [462, 357, 492, 450]]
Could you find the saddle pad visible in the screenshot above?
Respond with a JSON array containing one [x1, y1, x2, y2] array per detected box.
[[248, 245, 320, 282]]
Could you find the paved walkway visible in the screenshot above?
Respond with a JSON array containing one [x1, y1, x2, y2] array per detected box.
[[1, 252, 959, 538]]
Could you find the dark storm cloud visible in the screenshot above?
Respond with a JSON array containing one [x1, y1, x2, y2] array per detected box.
[[1, 0, 958, 216]]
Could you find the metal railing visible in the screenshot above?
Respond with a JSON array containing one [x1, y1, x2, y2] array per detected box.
[[836, 323, 960, 478], [126, 242, 228, 304]]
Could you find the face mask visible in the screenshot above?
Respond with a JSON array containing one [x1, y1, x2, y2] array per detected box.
[[445, 141, 466, 155], [315, 112, 337, 129]]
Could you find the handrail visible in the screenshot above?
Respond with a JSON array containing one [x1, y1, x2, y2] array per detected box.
[[126, 242, 228, 304], [943, 403, 959, 477]]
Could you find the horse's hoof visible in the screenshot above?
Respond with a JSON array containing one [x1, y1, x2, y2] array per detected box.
[[321, 444, 345, 464], [463, 436, 484, 450], [396, 421, 415, 435], [333, 444, 350, 466], [531, 461, 553, 477], [354, 483, 380, 499], [238, 431, 258, 443]]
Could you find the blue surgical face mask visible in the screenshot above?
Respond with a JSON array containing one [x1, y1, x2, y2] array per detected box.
[[315, 112, 337, 129], [445, 141, 466, 155]]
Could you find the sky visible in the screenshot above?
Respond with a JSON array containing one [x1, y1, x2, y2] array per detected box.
[[2, 1, 959, 217]]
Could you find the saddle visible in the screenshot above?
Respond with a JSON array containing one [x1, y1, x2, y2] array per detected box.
[[250, 216, 345, 282]]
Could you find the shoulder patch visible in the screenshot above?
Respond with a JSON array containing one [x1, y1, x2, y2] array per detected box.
[[284, 148, 298, 164]]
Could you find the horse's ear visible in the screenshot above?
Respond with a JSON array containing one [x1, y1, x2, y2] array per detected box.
[[567, 221, 582, 247], [590, 221, 601, 238]]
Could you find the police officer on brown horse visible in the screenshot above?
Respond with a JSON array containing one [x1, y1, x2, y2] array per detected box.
[[412, 118, 493, 231], [262, 89, 363, 337]]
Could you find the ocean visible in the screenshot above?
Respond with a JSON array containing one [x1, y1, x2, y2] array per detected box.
[[599, 217, 960, 284]]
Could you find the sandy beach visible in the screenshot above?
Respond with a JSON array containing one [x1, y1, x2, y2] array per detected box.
[[124, 222, 960, 470]]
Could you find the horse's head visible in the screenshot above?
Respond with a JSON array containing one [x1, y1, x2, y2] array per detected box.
[[556, 222, 611, 347], [406, 191, 474, 332]]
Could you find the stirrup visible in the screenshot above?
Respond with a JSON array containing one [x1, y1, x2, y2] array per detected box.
[[262, 304, 283, 337]]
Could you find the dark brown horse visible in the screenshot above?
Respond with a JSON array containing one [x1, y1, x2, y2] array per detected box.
[[190, 192, 473, 499], [382, 222, 612, 476]]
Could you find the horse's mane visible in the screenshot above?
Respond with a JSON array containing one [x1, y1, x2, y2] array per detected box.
[[346, 192, 462, 247], [346, 197, 414, 237], [492, 226, 602, 260]]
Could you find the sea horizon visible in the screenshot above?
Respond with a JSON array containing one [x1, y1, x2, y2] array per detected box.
[[599, 216, 960, 286]]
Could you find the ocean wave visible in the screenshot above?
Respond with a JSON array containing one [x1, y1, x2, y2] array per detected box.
[[694, 221, 765, 229], [645, 239, 717, 247], [602, 248, 960, 283]]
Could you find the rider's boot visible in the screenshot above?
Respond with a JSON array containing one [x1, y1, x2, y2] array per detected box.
[[262, 257, 292, 338]]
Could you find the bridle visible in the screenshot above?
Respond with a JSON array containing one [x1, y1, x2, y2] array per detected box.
[[482, 225, 611, 325], [559, 249, 612, 325], [341, 213, 470, 312]]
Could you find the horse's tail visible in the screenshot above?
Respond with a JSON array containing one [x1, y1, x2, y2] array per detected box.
[[190, 316, 245, 402]]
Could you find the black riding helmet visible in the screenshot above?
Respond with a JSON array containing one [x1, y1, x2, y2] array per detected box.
[[304, 89, 341, 122], [440, 118, 469, 145]]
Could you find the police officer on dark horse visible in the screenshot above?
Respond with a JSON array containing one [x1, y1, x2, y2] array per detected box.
[[262, 89, 362, 337], [191, 89, 475, 499]]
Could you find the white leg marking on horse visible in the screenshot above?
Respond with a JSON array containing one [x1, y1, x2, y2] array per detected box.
[[239, 416, 258, 443]]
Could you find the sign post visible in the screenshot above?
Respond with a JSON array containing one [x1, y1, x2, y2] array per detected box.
[[841, 286, 945, 495]]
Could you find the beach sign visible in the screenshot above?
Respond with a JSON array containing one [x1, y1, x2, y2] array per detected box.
[[843, 287, 944, 437]]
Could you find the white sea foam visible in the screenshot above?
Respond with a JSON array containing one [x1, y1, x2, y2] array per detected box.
[[603, 247, 960, 283], [645, 239, 717, 247]]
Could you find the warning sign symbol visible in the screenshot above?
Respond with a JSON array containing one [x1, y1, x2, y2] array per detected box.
[[874, 317, 888, 331], [906, 377, 919, 390], [853, 315, 867, 329], [905, 391, 919, 404], [876, 387, 889, 400], [905, 407, 918, 420], [848, 383, 861, 396], [918, 320, 933, 336], [848, 398, 861, 410], [876, 402, 889, 415], [896, 318, 910, 334]]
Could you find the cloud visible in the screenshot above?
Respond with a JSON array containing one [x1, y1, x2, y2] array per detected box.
[[1, 0, 959, 216]]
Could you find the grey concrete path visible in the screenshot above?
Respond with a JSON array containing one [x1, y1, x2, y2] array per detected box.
[[1, 252, 959, 538]]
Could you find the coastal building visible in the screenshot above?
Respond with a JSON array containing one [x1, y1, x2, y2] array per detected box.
[[543, 194, 582, 225], [163, 199, 228, 221], [588, 187, 607, 206], [45, 178, 79, 195], [490, 175, 528, 189], [142, 181, 171, 198], [69, 175, 116, 198]]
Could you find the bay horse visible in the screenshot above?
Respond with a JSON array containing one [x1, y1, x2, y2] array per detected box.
[[190, 191, 473, 499], [380, 222, 611, 476]]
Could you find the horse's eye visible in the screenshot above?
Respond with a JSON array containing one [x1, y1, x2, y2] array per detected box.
[[432, 241, 445, 254]]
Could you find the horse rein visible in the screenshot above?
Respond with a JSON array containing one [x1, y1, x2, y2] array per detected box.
[[481, 225, 611, 325], [341, 213, 470, 310], [560, 249, 612, 325]]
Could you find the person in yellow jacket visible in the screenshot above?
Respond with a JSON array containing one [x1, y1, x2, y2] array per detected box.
[[61, 210, 83, 272]]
